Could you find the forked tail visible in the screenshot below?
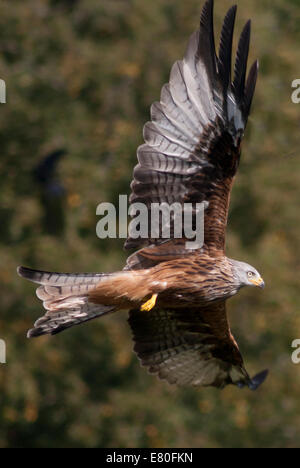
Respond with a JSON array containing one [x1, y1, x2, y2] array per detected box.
[[17, 266, 116, 337]]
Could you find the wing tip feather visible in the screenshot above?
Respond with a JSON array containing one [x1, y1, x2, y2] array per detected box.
[[237, 368, 269, 390], [249, 368, 269, 391]]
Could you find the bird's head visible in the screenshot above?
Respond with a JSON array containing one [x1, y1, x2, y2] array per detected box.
[[230, 260, 265, 289]]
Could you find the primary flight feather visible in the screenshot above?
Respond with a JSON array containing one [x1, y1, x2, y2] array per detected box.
[[18, 0, 268, 390]]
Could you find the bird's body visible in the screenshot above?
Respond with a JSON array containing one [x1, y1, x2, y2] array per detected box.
[[17, 0, 268, 390], [89, 254, 238, 309]]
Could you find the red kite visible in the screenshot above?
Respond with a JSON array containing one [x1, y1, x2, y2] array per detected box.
[[18, 0, 268, 390]]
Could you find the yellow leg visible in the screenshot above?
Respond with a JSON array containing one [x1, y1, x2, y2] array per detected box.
[[140, 293, 158, 312]]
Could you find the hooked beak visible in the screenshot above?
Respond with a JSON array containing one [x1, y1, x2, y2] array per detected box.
[[250, 277, 265, 289]]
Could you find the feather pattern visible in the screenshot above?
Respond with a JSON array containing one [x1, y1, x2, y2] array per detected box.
[[232, 20, 251, 105], [129, 303, 266, 389], [17, 267, 115, 337], [126, 0, 258, 252], [218, 5, 237, 108]]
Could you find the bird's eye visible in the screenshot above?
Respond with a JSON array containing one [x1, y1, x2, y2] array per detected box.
[[247, 271, 254, 277]]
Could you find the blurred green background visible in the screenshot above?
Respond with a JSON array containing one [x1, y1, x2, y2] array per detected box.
[[0, 0, 299, 448]]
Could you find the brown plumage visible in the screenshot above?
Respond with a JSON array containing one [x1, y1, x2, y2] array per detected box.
[[17, 0, 268, 390]]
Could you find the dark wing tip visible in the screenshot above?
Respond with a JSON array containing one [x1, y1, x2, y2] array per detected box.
[[198, 0, 217, 84], [199, 0, 215, 39], [245, 18, 252, 29], [227, 4, 237, 20], [218, 4, 237, 91], [249, 369, 269, 391], [241, 19, 252, 40], [200, 0, 214, 22], [243, 59, 259, 119], [236, 369, 268, 390], [232, 19, 252, 103], [224, 4, 237, 23]]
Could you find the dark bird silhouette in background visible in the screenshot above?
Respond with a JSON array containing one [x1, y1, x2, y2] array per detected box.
[[33, 149, 66, 236]]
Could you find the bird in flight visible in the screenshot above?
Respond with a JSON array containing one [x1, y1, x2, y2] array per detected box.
[[18, 0, 268, 390]]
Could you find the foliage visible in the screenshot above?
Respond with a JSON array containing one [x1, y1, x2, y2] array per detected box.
[[0, 0, 299, 448]]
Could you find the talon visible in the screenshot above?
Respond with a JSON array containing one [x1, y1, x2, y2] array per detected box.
[[140, 293, 158, 311]]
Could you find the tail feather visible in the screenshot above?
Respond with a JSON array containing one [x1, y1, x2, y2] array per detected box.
[[17, 266, 104, 286], [17, 266, 116, 337], [28, 302, 114, 338]]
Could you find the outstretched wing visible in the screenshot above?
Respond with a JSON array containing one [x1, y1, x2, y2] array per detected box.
[[125, 0, 258, 253], [129, 302, 268, 389]]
